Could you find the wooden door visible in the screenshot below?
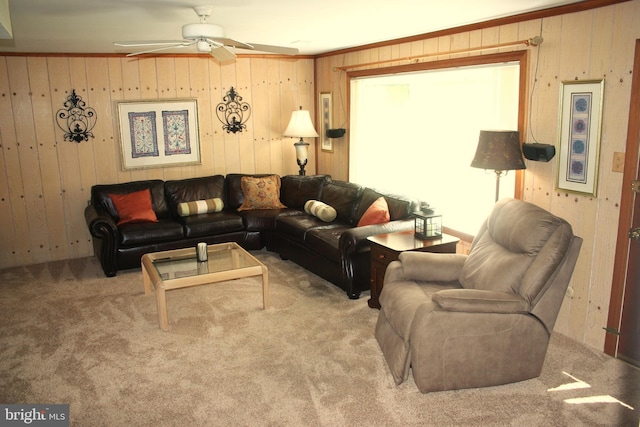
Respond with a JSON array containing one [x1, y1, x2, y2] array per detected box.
[[619, 199, 640, 366], [606, 39, 640, 367]]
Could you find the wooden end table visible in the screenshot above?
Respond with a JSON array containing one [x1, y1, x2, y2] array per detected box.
[[367, 231, 459, 309], [141, 242, 268, 331]]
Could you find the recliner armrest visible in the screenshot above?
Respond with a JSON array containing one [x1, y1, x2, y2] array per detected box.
[[432, 289, 530, 313]]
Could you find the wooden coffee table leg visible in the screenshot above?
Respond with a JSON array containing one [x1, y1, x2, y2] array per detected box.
[[261, 266, 269, 309], [155, 284, 169, 331]]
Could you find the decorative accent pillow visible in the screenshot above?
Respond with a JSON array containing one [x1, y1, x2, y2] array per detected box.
[[108, 189, 158, 226], [237, 175, 287, 211], [177, 198, 224, 217], [304, 200, 337, 222], [357, 196, 390, 227]]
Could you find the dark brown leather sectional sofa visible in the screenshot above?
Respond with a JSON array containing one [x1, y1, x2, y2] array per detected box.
[[85, 173, 417, 299]]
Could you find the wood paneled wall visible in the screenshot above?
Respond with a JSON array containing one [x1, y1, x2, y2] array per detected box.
[[314, 0, 640, 350], [0, 55, 315, 270]]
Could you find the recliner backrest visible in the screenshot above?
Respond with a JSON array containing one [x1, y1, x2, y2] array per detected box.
[[460, 199, 574, 304]]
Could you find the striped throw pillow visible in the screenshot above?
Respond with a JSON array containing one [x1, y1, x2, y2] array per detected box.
[[304, 200, 337, 222], [177, 198, 224, 217]]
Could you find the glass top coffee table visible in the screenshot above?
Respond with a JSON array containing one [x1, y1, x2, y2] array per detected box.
[[141, 242, 269, 331]]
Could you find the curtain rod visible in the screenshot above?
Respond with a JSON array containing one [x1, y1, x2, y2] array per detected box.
[[334, 36, 543, 72]]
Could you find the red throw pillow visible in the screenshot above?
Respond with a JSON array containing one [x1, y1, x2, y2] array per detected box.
[[108, 189, 158, 226], [357, 196, 390, 227]]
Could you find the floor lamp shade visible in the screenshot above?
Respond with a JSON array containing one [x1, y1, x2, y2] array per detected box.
[[471, 130, 526, 171], [471, 130, 526, 202]]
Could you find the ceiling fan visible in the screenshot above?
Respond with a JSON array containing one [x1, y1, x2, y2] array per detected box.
[[114, 5, 299, 62]]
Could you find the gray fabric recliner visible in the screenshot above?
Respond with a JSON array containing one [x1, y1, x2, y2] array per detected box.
[[375, 198, 582, 393]]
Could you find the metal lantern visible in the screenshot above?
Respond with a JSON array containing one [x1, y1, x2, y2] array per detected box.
[[414, 208, 442, 239]]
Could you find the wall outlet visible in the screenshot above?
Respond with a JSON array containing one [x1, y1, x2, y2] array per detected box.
[[613, 152, 625, 173]]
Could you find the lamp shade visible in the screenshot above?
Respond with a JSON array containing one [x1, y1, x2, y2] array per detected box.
[[470, 130, 526, 171], [283, 108, 319, 138]]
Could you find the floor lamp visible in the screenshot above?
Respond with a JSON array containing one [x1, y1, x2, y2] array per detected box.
[[470, 130, 526, 203]]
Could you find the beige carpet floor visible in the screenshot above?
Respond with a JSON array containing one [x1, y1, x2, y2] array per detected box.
[[1, 249, 638, 426]]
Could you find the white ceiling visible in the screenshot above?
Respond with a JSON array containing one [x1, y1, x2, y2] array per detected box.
[[0, 0, 585, 56]]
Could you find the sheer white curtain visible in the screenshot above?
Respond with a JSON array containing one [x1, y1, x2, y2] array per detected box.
[[349, 63, 519, 235]]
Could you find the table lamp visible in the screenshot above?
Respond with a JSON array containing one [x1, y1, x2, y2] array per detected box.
[[283, 106, 319, 175]]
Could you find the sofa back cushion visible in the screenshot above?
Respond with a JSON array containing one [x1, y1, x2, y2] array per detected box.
[[91, 180, 169, 220], [320, 181, 364, 225], [280, 175, 331, 209], [354, 188, 416, 222], [164, 175, 226, 216]]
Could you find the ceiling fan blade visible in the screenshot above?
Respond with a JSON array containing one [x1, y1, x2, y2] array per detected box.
[[210, 46, 236, 63], [207, 37, 253, 50], [245, 43, 299, 55], [115, 40, 187, 47], [126, 42, 195, 56]]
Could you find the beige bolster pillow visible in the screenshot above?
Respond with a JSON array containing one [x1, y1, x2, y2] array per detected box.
[[177, 198, 224, 217], [304, 199, 337, 222]]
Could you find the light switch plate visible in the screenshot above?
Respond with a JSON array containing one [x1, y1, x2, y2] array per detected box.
[[613, 152, 625, 173]]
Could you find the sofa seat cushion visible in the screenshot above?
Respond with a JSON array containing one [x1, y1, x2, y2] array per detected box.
[[305, 226, 352, 261], [276, 215, 329, 243], [240, 208, 303, 231], [119, 219, 184, 247], [180, 212, 244, 238]]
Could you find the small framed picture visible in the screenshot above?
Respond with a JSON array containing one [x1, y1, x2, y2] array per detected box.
[[116, 98, 201, 170], [556, 79, 604, 197], [319, 92, 333, 152]]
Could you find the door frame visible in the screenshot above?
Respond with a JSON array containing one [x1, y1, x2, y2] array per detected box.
[[605, 38, 640, 356]]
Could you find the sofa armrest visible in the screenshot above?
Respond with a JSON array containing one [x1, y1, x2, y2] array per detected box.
[[339, 219, 415, 254], [337, 219, 414, 298], [84, 204, 120, 276], [432, 289, 530, 314], [395, 251, 467, 282], [85, 204, 118, 238]]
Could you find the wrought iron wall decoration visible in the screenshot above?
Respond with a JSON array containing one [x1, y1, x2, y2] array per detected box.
[[56, 89, 97, 143], [216, 87, 251, 133]]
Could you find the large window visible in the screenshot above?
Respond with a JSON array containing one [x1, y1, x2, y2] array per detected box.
[[349, 58, 522, 235]]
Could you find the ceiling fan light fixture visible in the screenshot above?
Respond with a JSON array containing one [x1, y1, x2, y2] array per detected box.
[[182, 23, 225, 40], [196, 40, 212, 53]]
